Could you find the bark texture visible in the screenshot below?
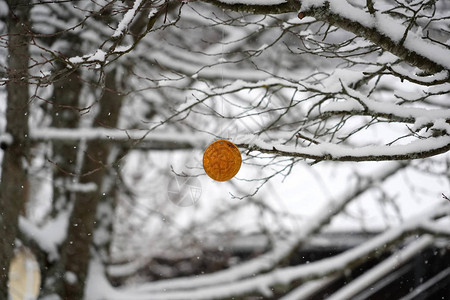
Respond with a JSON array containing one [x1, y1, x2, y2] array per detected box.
[[0, 1, 30, 298], [50, 56, 83, 217], [59, 69, 123, 299]]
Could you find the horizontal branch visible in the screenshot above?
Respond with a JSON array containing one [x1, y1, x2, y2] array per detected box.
[[201, 0, 299, 15], [237, 135, 450, 162], [313, 89, 450, 124], [29, 128, 209, 150], [25, 128, 450, 162]]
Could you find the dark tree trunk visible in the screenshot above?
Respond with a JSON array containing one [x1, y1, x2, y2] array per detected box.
[[0, 1, 30, 298], [50, 59, 83, 217], [43, 53, 84, 297], [59, 69, 123, 299]]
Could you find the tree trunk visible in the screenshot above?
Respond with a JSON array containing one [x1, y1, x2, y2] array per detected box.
[[59, 68, 123, 299], [50, 62, 83, 216], [0, 1, 30, 298], [42, 52, 84, 297]]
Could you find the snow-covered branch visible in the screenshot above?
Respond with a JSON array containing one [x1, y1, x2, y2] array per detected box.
[[204, 0, 450, 73], [3, 1, 450, 299], [112, 0, 144, 38], [104, 163, 405, 293], [279, 274, 339, 300], [59, 0, 167, 70], [313, 85, 450, 126], [302, 1, 450, 74], [29, 128, 209, 150], [104, 203, 450, 299], [326, 235, 434, 300], [237, 135, 450, 162]]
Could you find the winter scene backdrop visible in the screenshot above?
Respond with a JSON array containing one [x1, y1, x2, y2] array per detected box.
[[1, 0, 450, 299]]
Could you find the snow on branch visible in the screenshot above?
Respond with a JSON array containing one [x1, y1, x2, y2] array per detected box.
[[108, 203, 450, 299], [419, 220, 450, 237], [280, 275, 339, 300], [237, 135, 450, 162], [302, 0, 450, 73], [327, 235, 434, 300], [106, 163, 405, 294], [29, 128, 210, 149], [68, 49, 107, 65], [54, 179, 98, 193], [208, 0, 450, 74], [112, 0, 144, 38], [313, 84, 450, 125], [62, 0, 164, 70], [388, 67, 449, 86]]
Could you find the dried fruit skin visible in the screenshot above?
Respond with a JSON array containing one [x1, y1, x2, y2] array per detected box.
[[203, 139, 242, 181]]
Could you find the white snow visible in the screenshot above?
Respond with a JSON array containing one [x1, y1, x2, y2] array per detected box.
[[0, 1, 8, 17], [18, 213, 69, 261], [279, 275, 338, 300], [114, 45, 133, 53], [30, 127, 210, 147], [236, 133, 450, 161], [299, 0, 450, 70], [0, 133, 12, 145], [316, 88, 450, 122], [112, 0, 143, 38], [148, 8, 159, 19], [96, 203, 449, 299], [68, 49, 107, 65], [86, 259, 123, 300], [65, 271, 78, 284], [391, 67, 449, 84], [431, 119, 450, 133], [412, 116, 433, 132], [301, 0, 327, 11], [99, 163, 405, 296], [87, 49, 106, 62], [6, 1, 450, 300], [64, 182, 98, 193]]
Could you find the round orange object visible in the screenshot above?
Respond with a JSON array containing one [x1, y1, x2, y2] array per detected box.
[[203, 139, 242, 181]]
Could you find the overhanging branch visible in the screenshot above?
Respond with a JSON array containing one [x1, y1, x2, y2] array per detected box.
[[201, 0, 449, 74], [306, 5, 446, 74], [238, 135, 450, 162]]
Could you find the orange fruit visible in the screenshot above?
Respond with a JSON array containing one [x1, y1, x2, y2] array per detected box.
[[203, 139, 241, 181]]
